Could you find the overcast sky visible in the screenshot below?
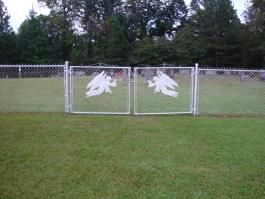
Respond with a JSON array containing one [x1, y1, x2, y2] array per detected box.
[[3, 0, 248, 32]]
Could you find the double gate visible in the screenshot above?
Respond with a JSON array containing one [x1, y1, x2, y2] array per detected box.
[[1, 63, 263, 115], [66, 65, 198, 115]]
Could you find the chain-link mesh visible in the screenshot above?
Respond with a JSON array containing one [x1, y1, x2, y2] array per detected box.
[[0, 65, 65, 112], [1, 64, 264, 116], [198, 69, 265, 116], [134, 67, 194, 114], [70, 66, 130, 114]]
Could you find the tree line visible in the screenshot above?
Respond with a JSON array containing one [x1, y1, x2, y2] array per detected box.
[[0, 0, 264, 68]]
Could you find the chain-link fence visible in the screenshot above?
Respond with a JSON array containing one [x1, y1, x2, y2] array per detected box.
[[134, 67, 194, 115], [0, 64, 66, 112], [0, 64, 264, 116], [69, 66, 131, 114], [198, 68, 265, 116]]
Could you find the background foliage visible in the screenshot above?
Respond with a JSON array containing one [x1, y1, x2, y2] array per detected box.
[[0, 0, 264, 67]]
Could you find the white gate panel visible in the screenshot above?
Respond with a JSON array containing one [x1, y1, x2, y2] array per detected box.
[[69, 66, 130, 114], [134, 67, 194, 115]]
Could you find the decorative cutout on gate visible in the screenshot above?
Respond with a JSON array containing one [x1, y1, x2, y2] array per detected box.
[[148, 70, 178, 97], [85, 71, 117, 97]]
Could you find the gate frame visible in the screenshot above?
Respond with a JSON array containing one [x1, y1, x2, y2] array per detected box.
[[193, 63, 199, 116], [64, 61, 70, 113], [133, 66, 195, 115], [68, 65, 131, 115]]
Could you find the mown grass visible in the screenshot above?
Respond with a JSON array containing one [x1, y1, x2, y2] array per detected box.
[[0, 77, 64, 112], [72, 76, 129, 113], [199, 76, 265, 115], [0, 113, 264, 198], [136, 75, 193, 113]]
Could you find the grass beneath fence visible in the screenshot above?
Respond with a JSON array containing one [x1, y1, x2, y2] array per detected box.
[[0, 75, 264, 115], [199, 76, 265, 115], [0, 113, 265, 198], [0, 77, 64, 112]]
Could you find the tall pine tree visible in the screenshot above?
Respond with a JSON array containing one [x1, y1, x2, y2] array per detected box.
[[188, 0, 241, 67], [105, 14, 130, 65], [18, 9, 57, 63], [244, 0, 265, 66], [38, 0, 77, 61], [0, 0, 18, 64]]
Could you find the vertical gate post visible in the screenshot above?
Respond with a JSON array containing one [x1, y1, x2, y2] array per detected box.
[[69, 66, 73, 113], [190, 67, 194, 113], [133, 67, 137, 115], [193, 63, 199, 116], [128, 68, 131, 114], [19, 66, 22, 78], [64, 61, 69, 113]]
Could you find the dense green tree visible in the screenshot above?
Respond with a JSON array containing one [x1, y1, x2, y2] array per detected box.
[[244, 0, 265, 66], [125, 0, 154, 40], [148, 0, 187, 37], [153, 37, 175, 64], [130, 37, 158, 65], [105, 14, 130, 65], [188, 0, 241, 67], [238, 24, 263, 67], [245, 0, 265, 34], [18, 9, 57, 63], [125, 0, 187, 40], [173, 24, 207, 65], [70, 34, 92, 65], [0, 0, 18, 64], [76, 0, 124, 62], [0, 32, 18, 64], [1, 0, 264, 67], [38, 0, 77, 60], [0, 0, 12, 33]]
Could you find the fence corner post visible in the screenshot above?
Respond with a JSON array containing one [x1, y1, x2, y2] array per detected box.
[[193, 63, 199, 116]]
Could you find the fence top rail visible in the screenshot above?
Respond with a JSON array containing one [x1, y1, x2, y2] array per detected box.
[[200, 68, 265, 72], [70, 66, 131, 69], [0, 64, 65, 68], [134, 66, 194, 69], [153, 64, 192, 67]]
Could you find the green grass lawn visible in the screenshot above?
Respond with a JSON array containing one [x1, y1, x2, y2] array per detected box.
[[0, 113, 265, 198], [199, 76, 265, 115], [0, 77, 65, 112], [72, 76, 130, 113]]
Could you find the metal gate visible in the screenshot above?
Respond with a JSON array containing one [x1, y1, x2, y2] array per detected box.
[[2, 63, 264, 116], [134, 67, 195, 115], [69, 66, 131, 114]]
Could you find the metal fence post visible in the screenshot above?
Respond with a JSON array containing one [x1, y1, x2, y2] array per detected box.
[[133, 67, 137, 115], [190, 67, 194, 113], [128, 68, 131, 114], [193, 63, 199, 116], [64, 61, 69, 113], [69, 66, 73, 113], [19, 66, 21, 78]]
